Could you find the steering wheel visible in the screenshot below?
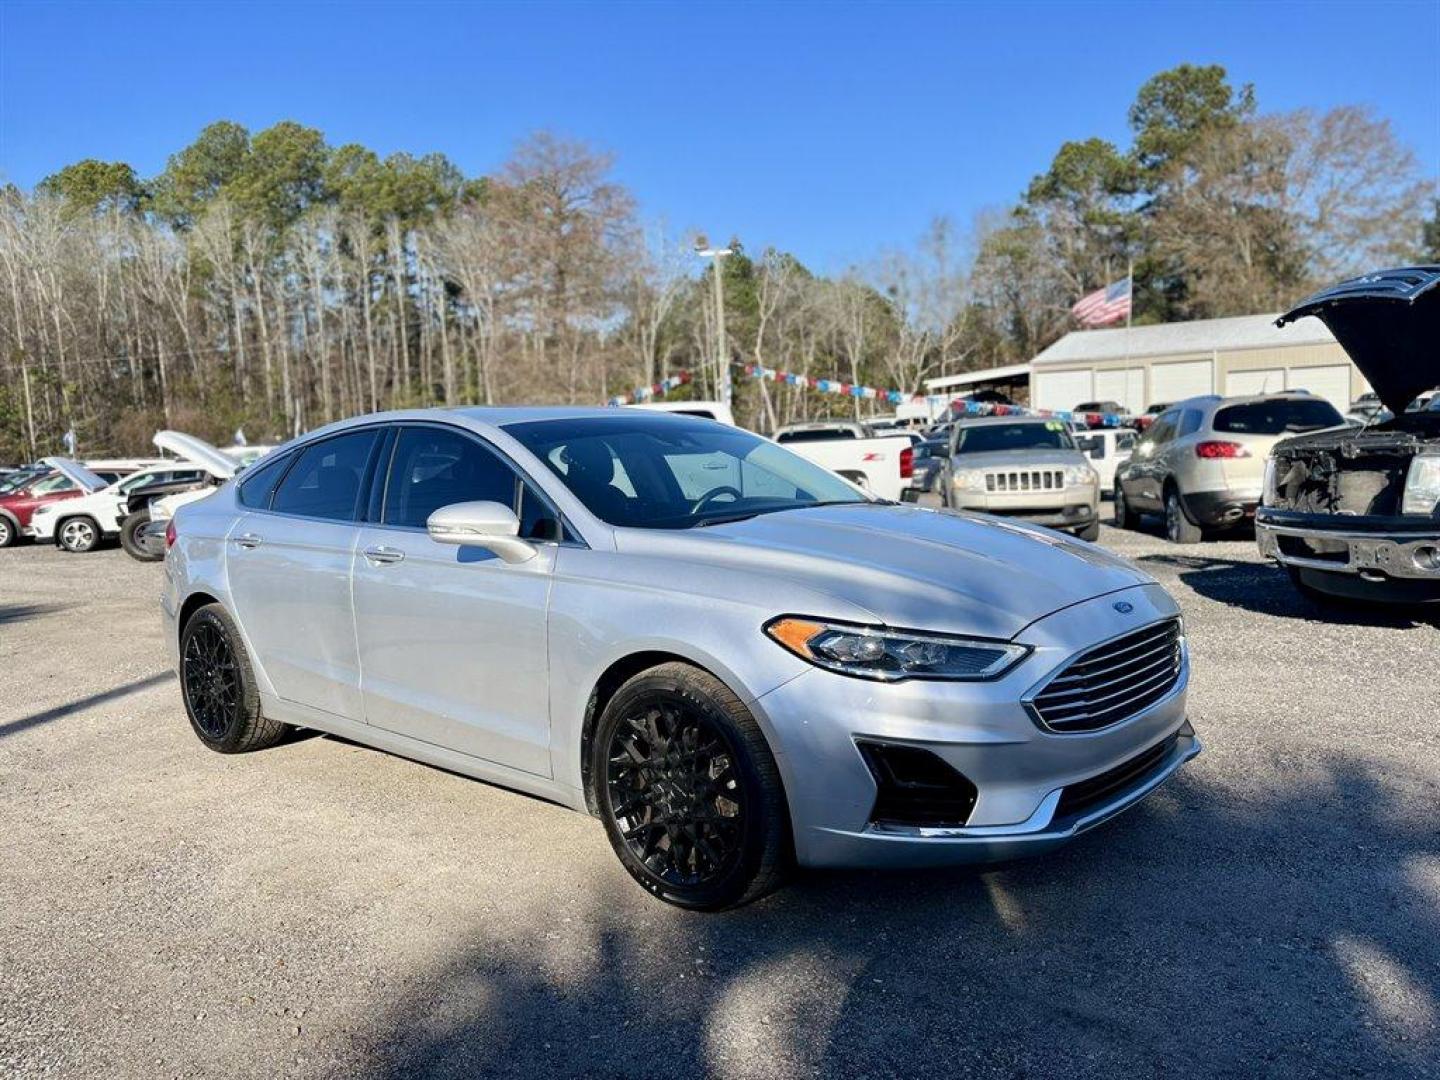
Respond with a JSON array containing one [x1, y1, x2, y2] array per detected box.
[[690, 486, 744, 515]]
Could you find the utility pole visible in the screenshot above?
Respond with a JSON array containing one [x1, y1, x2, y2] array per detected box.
[[695, 237, 733, 409]]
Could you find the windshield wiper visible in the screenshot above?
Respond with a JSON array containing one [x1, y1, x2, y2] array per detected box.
[[688, 504, 869, 529]]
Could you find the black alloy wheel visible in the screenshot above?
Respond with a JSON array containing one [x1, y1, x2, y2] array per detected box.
[[607, 700, 745, 888], [178, 604, 288, 753], [595, 663, 789, 909]]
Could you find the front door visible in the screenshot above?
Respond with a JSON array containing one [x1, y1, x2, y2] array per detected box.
[[352, 424, 556, 777], [226, 427, 382, 719]]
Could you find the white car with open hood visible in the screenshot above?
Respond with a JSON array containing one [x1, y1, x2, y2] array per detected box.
[[30, 432, 238, 553]]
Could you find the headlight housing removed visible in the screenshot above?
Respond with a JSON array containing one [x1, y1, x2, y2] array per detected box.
[[765, 617, 1029, 682]]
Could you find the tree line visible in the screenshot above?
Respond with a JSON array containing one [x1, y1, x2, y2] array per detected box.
[[1, 64, 1435, 460]]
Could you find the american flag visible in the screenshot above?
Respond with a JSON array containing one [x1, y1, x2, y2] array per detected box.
[[1071, 275, 1132, 327]]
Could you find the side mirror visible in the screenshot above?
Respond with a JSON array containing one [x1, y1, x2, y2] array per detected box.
[[426, 500, 537, 564]]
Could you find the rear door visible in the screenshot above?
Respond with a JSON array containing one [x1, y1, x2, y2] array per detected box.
[[226, 427, 383, 719], [1125, 410, 1180, 509], [351, 423, 557, 776]]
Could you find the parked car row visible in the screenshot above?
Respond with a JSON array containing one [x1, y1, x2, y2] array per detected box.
[[0, 433, 270, 557]]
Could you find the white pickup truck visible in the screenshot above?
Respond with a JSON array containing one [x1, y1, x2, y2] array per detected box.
[[772, 421, 915, 502]]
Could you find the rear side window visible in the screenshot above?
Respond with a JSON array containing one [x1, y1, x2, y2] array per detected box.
[[271, 431, 380, 521], [1177, 409, 1204, 438], [1213, 400, 1343, 435], [384, 427, 517, 530], [237, 452, 292, 509]]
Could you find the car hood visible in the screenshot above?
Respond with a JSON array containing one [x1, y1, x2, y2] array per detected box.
[[617, 503, 1151, 640], [40, 457, 110, 493], [1277, 266, 1440, 415], [951, 448, 1088, 469], [153, 431, 238, 479]]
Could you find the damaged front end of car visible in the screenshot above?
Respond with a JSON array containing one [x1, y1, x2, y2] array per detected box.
[[1257, 266, 1440, 603]]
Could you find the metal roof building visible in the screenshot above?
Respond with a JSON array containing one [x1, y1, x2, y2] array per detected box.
[[1029, 312, 1366, 415]]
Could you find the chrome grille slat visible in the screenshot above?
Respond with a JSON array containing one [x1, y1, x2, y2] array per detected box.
[[1031, 617, 1183, 733], [1045, 635, 1178, 688], [984, 468, 1064, 494], [1038, 651, 1179, 702]]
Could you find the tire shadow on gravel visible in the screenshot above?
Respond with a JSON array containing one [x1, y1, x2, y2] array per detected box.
[[1135, 552, 1440, 630], [354, 753, 1439, 1080]]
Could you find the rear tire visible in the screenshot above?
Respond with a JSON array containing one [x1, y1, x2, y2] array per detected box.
[[592, 662, 790, 910], [179, 603, 289, 753], [1164, 489, 1203, 544], [56, 515, 101, 553], [120, 509, 164, 562]]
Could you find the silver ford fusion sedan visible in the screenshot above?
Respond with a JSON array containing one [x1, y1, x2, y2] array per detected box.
[[162, 407, 1199, 909]]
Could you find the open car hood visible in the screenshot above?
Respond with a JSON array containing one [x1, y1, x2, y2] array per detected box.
[[40, 457, 111, 493], [152, 431, 238, 479], [1277, 266, 1440, 415]]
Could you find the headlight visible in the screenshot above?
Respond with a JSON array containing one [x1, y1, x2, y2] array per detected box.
[[765, 616, 1029, 682], [1402, 454, 1440, 516], [1262, 457, 1278, 506], [950, 468, 986, 492], [1063, 464, 1098, 487]]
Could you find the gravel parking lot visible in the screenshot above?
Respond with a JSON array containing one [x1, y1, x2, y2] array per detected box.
[[2, 524, 1437, 1079]]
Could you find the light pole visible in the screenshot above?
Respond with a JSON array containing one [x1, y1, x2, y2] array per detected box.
[[695, 237, 733, 409]]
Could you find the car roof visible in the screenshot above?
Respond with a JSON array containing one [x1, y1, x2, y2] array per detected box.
[[953, 415, 1058, 427]]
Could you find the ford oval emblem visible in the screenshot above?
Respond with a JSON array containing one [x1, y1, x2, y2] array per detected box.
[[1113, 601, 1135, 614]]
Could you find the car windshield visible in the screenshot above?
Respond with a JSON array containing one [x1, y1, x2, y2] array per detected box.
[[954, 422, 1075, 454], [507, 414, 869, 529], [0, 470, 41, 494], [1212, 399, 1343, 435]]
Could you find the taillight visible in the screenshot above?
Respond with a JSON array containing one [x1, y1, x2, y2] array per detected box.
[[1195, 441, 1251, 459], [164, 519, 177, 549], [899, 446, 915, 479]]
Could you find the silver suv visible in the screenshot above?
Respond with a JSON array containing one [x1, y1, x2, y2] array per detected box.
[[1114, 393, 1345, 543], [940, 417, 1101, 540]]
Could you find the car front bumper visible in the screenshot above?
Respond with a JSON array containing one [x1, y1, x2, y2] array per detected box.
[[1256, 508, 1440, 586], [950, 491, 1099, 533], [751, 583, 1196, 869]]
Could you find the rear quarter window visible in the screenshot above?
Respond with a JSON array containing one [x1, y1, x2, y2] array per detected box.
[[237, 452, 292, 509]]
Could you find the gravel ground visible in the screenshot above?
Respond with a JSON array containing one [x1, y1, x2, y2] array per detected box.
[[1, 524, 1437, 1080]]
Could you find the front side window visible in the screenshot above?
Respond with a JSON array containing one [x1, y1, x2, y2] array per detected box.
[[508, 414, 867, 529], [271, 430, 380, 521], [31, 473, 77, 494], [384, 427, 517, 530], [1148, 411, 1181, 445]]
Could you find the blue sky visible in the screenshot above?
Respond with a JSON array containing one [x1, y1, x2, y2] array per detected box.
[[1, 0, 1437, 270]]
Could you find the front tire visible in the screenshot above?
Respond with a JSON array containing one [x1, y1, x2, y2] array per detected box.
[[1076, 520, 1101, 542], [179, 603, 289, 753], [1165, 489, 1203, 544], [593, 662, 790, 910], [0, 515, 15, 548], [57, 515, 101, 553]]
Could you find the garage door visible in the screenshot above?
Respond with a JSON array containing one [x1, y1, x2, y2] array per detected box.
[[1150, 359, 1213, 404], [1034, 369, 1093, 413], [1286, 364, 1353, 411], [1094, 368, 1146, 414], [1226, 368, 1285, 397]]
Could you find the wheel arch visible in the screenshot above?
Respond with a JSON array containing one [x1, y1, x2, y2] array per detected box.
[[178, 590, 222, 641], [53, 512, 100, 547], [577, 649, 772, 817]]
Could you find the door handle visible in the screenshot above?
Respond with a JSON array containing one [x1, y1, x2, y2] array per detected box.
[[363, 545, 405, 565], [235, 533, 263, 549]]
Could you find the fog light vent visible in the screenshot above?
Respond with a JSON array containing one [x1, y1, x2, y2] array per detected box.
[[857, 741, 978, 828]]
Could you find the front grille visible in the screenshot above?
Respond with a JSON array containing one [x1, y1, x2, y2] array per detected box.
[[1030, 618, 1183, 732], [986, 469, 1063, 493], [1055, 734, 1177, 819]]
